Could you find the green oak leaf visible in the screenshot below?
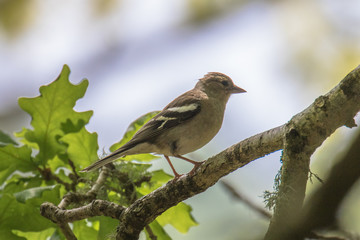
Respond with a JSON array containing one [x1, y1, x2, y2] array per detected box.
[[137, 170, 172, 196], [14, 185, 58, 203], [89, 216, 118, 240], [17, 65, 93, 165], [12, 228, 56, 240], [146, 220, 171, 240], [138, 170, 197, 234], [0, 229, 25, 240], [0, 130, 17, 146], [60, 118, 87, 134], [0, 186, 59, 238], [157, 202, 198, 233], [60, 127, 99, 169], [0, 145, 35, 185], [2, 175, 43, 195], [47, 155, 66, 173], [14, 127, 38, 149], [49, 229, 62, 240], [73, 220, 98, 240], [110, 111, 160, 162]]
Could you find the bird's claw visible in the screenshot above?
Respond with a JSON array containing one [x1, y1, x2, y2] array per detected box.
[[172, 173, 184, 181], [189, 161, 204, 176]]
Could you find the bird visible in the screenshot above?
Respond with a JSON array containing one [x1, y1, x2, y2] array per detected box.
[[80, 72, 246, 178]]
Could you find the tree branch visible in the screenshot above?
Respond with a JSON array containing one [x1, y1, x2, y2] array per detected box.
[[265, 65, 360, 239], [58, 222, 77, 240], [41, 164, 112, 239], [41, 200, 125, 223], [273, 129, 360, 239]]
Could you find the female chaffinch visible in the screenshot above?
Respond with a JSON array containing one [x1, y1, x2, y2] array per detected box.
[[81, 72, 246, 178]]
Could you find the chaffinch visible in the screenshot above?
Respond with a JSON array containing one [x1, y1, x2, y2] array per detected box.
[[81, 72, 246, 178]]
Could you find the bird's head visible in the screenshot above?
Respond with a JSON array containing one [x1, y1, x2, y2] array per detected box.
[[196, 72, 246, 101]]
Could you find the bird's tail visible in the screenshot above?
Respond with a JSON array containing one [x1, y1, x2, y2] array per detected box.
[[80, 149, 125, 172]]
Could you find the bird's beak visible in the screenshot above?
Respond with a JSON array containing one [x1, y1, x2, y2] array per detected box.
[[230, 85, 246, 94]]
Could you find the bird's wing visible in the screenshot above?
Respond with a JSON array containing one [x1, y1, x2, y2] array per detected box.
[[121, 89, 203, 149], [80, 90, 203, 172]]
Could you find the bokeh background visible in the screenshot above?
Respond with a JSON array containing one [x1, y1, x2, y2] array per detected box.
[[1, 0, 360, 239]]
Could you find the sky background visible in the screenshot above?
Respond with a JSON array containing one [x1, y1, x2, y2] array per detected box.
[[1, 0, 360, 239]]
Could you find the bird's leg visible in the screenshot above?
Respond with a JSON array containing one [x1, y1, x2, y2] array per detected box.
[[175, 155, 204, 175], [164, 155, 182, 179]]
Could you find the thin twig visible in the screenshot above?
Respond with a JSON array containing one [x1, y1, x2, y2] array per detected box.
[[145, 225, 157, 240], [220, 180, 272, 219], [41, 200, 125, 223], [58, 165, 110, 209], [58, 222, 77, 240], [38, 167, 73, 191], [68, 158, 80, 180], [309, 170, 324, 184]]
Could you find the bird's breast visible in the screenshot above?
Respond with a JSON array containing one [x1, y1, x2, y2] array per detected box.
[[162, 98, 226, 156]]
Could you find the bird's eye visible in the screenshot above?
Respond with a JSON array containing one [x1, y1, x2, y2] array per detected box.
[[221, 80, 229, 87]]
